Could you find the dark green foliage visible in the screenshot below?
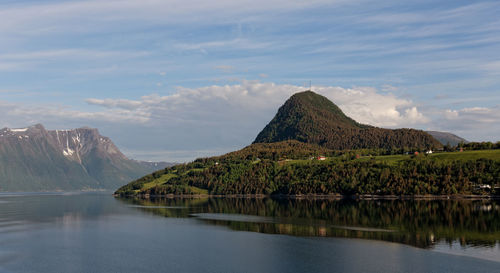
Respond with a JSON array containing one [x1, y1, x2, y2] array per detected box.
[[254, 91, 442, 150], [461, 141, 500, 151], [115, 141, 500, 196]]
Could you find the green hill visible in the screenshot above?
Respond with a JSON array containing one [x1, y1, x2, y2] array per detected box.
[[254, 91, 442, 150], [115, 91, 499, 197], [115, 141, 500, 196]]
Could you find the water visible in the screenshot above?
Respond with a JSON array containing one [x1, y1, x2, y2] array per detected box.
[[1, 193, 499, 273]]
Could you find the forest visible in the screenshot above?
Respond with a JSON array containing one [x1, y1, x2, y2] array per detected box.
[[115, 141, 500, 196]]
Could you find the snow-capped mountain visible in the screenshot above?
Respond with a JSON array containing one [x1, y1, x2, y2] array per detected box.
[[0, 124, 173, 192]]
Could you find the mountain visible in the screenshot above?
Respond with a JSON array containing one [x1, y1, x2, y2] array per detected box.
[[254, 91, 442, 150], [426, 131, 468, 146], [115, 91, 499, 197], [0, 124, 173, 192]]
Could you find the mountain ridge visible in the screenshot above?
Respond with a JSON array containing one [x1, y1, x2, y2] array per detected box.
[[426, 131, 468, 146], [0, 124, 173, 192]]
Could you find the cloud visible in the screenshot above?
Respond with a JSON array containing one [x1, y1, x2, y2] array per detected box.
[[442, 106, 500, 128], [213, 65, 236, 73], [0, 49, 148, 61], [175, 38, 274, 52], [1, 100, 149, 125], [429, 106, 500, 142], [480, 61, 500, 76], [85, 98, 143, 110], [0, 61, 31, 71], [315, 86, 429, 127], [3, 80, 428, 142], [0, 0, 339, 35], [82, 81, 429, 128]]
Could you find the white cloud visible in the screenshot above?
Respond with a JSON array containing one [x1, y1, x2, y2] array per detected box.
[[213, 65, 236, 73], [85, 98, 143, 110], [0, 61, 32, 71], [0, 49, 148, 61], [442, 106, 500, 126], [315, 86, 428, 127], [1, 101, 150, 125], [431, 106, 500, 142], [480, 61, 500, 76], [175, 38, 274, 52], [80, 81, 429, 130], [0, 81, 417, 132]]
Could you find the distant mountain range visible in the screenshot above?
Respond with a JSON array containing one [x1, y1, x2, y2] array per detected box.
[[254, 91, 442, 149], [0, 124, 173, 192], [426, 131, 468, 146]]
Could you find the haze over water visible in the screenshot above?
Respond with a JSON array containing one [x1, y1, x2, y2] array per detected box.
[[0, 193, 499, 273]]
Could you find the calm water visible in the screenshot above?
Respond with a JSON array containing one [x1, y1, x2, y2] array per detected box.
[[1, 193, 500, 273]]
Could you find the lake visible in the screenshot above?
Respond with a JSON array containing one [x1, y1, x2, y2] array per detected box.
[[0, 193, 499, 273]]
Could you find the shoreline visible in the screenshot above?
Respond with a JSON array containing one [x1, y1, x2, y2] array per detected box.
[[114, 193, 500, 200]]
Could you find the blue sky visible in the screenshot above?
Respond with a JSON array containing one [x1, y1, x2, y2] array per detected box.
[[1, 0, 500, 162]]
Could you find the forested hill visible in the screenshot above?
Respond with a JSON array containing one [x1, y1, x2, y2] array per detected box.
[[254, 91, 442, 150], [115, 140, 500, 196]]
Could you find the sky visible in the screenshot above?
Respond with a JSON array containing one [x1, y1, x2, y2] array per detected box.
[[1, 0, 499, 162]]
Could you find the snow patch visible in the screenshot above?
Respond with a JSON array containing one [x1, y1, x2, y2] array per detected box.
[[63, 133, 75, 157], [63, 148, 74, 156], [10, 128, 28, 132]]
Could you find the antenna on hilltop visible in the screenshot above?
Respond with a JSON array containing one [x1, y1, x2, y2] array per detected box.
[[303, 80, 312, 91]]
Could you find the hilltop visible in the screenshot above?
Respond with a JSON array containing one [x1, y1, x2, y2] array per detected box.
[[254, 91, 442, 150]]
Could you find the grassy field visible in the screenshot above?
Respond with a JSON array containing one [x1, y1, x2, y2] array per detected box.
[[281, 149, 500, 167], [141, 173, 178, 191], [356, 149, 500, 165], [139, 169, 209, 194], [429, 150, 500, 161]]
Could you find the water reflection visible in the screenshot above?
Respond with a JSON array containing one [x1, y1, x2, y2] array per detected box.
[[0, 193, 124, 233], [117, 197, 500, 250]]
